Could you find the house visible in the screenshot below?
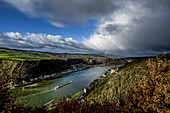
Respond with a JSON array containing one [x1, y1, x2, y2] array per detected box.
[[35, 78, 38, 81], [22, 80, 27, 84], [110, 67, 119, 73], [30, 78, 34, 82], [84, 88, 87, 94]]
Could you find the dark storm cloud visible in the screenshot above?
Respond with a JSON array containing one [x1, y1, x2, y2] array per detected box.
[[84, 0, 170, 56], [2, 0, 115, 27], [105, 24, 123, 34]]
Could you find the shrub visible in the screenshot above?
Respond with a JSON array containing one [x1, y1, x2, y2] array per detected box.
[[125, 56, 170, 112]]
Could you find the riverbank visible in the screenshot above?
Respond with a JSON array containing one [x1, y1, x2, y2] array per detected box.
[[13, 65, 116, 107], [44, 65, 122, 110], [77, 65, 122, 101], [22, 83, 38, 88], [10, 63, 111, 89], [9, 64, 89, 88]]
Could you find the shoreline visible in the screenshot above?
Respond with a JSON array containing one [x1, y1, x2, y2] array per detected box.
[[22, 83, 38, 88], [76, 64, 124, 101], [45, 65, 123, 109], [11, 63, 112, 89]]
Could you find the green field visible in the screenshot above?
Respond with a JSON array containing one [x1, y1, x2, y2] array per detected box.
[[0, 48, 108, 61], [0, 52, 51, 61], [0, 48, 121, 63], [66, 90, 84, 101]]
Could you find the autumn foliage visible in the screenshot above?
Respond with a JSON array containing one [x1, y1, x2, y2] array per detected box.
[[125, 56, 170, 112]]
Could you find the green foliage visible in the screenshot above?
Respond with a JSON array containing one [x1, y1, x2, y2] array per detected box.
[[66, 90, 83, 101], [0, 52, 51, 61]]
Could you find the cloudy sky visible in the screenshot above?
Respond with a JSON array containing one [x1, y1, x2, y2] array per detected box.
[[0, 0, 170, 56]]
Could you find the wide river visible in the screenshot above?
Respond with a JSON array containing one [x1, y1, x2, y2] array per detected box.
[[15, 65, 117, 107]]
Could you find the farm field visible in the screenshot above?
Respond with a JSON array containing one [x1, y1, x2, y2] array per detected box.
[[0, 52, 51, 61]]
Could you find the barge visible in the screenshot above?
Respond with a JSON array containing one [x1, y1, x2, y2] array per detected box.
[[55, 81, 73, 90]]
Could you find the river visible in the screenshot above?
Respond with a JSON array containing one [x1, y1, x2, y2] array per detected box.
[[14, 65, 118, 107]]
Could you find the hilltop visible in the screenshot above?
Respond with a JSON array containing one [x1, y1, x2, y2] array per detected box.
[[0, 47, 107, 61]]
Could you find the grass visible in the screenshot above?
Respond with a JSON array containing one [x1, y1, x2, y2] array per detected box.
[[66, 90, 83, 101], [85, 59, 148, 103], [0, 52, 51, 61]]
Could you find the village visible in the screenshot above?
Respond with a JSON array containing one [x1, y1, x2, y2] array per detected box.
[[44, 66, 120, 107], [9, 63, 107, 89], [77, 66, 120, 101]]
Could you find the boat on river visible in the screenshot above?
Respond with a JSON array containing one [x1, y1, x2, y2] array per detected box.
[[55, 86, 60, 89], [55, 81, 73, 90], [44, 99, 54, 107]]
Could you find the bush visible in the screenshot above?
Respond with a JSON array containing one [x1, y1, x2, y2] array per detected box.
[[125, 56, 170, 112]]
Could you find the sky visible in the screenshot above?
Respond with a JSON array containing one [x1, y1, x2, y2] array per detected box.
[[0, 0, 170, 57]]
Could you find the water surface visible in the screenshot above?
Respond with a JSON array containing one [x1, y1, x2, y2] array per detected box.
[[15, 65, 117, 107]]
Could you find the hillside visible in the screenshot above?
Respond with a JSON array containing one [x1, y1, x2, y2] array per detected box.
[[0, 48, 113, 61], [0, 48, 126, 64], [0, 59, 72, 81], [0, 51, 51, 61], [0, 48, 127, 82], [0, 48, 52, 61], [85, 59, 147, 103], [1, 54, 169, 112], [85, 54, 170, 103], [49, 54, 169, 112]]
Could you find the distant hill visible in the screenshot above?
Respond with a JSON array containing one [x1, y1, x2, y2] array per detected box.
[[0, 48, 127, 81], [0, 47, 104, 58]]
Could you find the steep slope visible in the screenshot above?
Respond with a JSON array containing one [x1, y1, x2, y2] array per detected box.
[[0, 58, 126, 82], [0, 59, 72, 81], [85, 59, 147, 103], [85, 54, 169, 104]]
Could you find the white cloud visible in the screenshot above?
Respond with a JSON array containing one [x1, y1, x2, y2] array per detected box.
[[0, 32, 95, 53]]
